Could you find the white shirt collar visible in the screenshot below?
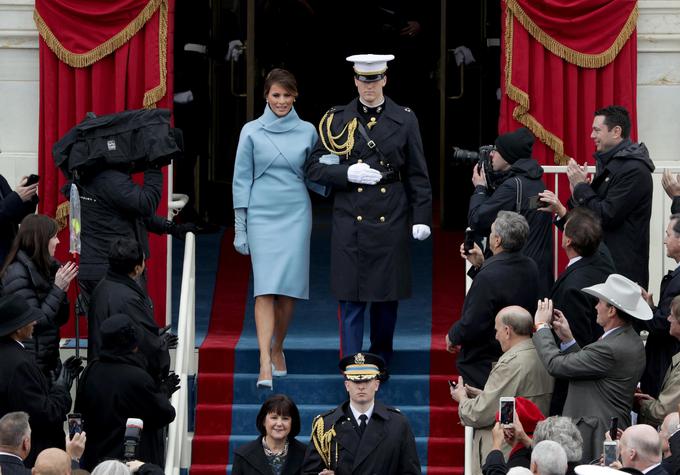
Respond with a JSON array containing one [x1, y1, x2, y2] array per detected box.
[[642, 463, 661, 474], [600, 325, 623, 339], [349, 402, 375, 424], [567, 255, 582, 267]]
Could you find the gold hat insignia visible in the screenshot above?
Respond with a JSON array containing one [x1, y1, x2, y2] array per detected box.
[[354, 353, 365, 365]]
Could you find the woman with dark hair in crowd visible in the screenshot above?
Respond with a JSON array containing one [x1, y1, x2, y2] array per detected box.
[[0, 214, 78, 378], [231, 394, 306, 475], [232, 68, 318, 388]]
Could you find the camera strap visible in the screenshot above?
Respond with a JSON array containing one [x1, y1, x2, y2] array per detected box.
[[514, 177, 522, 212]]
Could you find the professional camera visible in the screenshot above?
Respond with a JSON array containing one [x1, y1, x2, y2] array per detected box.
[[451, 145, 504, 190], [53, 108, 183, 182]]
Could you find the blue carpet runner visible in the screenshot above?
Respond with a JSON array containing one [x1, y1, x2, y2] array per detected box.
[[186, 206, 466, 474]]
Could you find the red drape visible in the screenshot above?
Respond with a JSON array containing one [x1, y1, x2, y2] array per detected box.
[[35, 0, 174, 333], [499, 0, 638, 166]]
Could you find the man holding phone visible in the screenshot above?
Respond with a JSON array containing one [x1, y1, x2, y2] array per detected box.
[[450, 306, 553, 474], [0, 173, 39, 264], [532, 274, 649, 462]]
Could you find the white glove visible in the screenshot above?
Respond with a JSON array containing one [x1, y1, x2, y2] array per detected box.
[[412, 224, 431, 241], [233, 208, 250, 255], [347, 163, 382, 185]]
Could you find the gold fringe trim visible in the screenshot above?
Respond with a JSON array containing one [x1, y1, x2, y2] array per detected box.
[[143, 0, 168, 108], [33, 0, 162, 68], [504, 7, 571, 165], [55, 201, 70, 232], [507, 0, 637, 69]]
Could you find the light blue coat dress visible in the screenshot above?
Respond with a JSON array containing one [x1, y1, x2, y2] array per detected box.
[[232, 105, 317, 299]]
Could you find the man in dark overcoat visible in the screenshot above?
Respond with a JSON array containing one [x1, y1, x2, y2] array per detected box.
[[75, 314, 177, 471], [566, 105, 654, 289], [304, 54, 432, 372], [0, 294, 76, 467], [302, 352, 421, 474], [87, 238, 173, 384], [446, 211, 539, 389], [545, 207, 615, 414]]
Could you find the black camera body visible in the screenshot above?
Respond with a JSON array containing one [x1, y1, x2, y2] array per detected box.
[[451, 145, 504, 190]]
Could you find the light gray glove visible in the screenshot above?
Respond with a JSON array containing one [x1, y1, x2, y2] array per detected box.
[[233, 208, 249, 255], [347, 163, 381, 185]]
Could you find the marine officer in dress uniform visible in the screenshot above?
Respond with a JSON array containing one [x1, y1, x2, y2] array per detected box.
[[302, 352, 421, 474], [304, 54, 432, 377]]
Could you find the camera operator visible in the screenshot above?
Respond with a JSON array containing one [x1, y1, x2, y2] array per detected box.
[[74, 164, 195, 314], [467, 127, 553, 296], [75, 314, 176, 471]]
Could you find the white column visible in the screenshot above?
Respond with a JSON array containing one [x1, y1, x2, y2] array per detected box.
[[0, 0, 39, 185], [637, 0, 680, 294]]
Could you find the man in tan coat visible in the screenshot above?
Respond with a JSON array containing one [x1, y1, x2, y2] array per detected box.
[[450, 306, 554, 474], [637, 294, 680, 426]]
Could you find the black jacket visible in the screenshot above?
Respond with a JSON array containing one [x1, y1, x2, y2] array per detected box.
[[75, 351, 176, 471], [0, 454, 30, 475], [75, 167, 162, 282], [0, 175, 38, 265], [1, 251, 69, 377], [548, 245, 616, 415], [232, 436, 307, 475], [0, 337, 71, 467], [571, 139, 654, 288], [448, 251, 539, 388], [637, 266, 680, 398], [304, 97, 432, 301], [302, 400, 421, 474], [88, 270, 169, 383], [468, 158, 553, 296]]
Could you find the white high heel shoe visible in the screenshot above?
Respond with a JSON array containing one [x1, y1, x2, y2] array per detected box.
[[272, 353, 287, 377]]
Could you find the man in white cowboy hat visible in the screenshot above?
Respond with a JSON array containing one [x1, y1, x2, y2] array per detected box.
[[532, 273, 649, 463]]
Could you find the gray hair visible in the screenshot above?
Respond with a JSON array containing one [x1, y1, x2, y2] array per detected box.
[[531, 440, 568, 475], [499, 306, 534, 336], [0, 411, 29, 447], [533, 416, 583, 462], [92, 460, 131, 475], [494, 211, 529, 252]]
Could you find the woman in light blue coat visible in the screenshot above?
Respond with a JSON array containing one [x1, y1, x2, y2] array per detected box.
[[232, 69, 318, 389]]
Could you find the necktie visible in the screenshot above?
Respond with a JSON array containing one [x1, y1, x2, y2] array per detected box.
[[358, 414, 368, 437]]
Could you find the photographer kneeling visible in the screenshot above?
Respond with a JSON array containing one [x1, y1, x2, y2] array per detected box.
[[467, 127, 553, 296]]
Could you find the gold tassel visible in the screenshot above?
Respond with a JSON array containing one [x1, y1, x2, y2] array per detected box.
[[55, 201, 70, 233], [504, 7, 572, 165], [506, 0, 637, 69], [143, 0, 168, 108], [33, 0, 163, 68], [311, 415, 336, 469]]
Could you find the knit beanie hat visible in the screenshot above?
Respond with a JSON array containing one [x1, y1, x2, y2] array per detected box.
[[101, 314, 139, 353], [495, 127, 534, 164]]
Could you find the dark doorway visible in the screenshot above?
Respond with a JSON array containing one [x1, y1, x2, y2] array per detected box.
[[173, 0, 501, 230]]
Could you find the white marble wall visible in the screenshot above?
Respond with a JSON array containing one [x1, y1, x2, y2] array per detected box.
[[0, 0, 39, 185], [638, 0, 680, 295]]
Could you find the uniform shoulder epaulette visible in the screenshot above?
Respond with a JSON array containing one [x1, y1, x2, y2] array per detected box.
[[326, 105, 345, 114], [387, 406, 402, 413], [314, 408, 335, 420]]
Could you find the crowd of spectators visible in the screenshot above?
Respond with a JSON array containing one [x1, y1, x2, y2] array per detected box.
[[451, 104, 680, 475]]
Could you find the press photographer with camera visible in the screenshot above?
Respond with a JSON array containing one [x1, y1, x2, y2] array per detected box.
[[465, 127, 553, 296]]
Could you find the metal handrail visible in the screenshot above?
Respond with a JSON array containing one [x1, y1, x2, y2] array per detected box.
[[461, 164, 680, 474], [165, 232, 196, 475]]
